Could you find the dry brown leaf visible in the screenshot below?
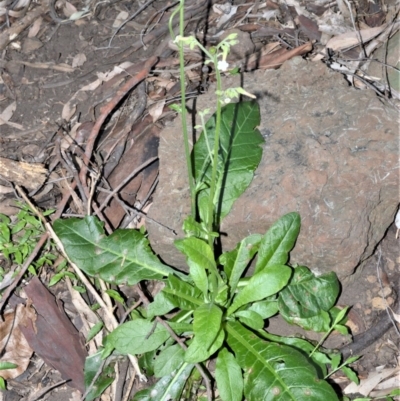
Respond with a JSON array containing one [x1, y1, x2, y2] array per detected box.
[[62, 102, 77, 121], [22, 38, 43, 53], [325, 25, 387, 51], [68, 391, 82, 401], [63, 1, 77, 17], [28, 17, 43, 38], [65, 279, 102, 354], [245, 42, 312, 71], [148, 99, 166, 123], [147, 76, 176, 91], [0, 101, 16, 123], [314, 24, 388, 61], [0, 0, 30, 15], [113, 10, 128, 28], [19, 277, 87, 393], [72, 53, 87, 68], [0, 304, 34, 379], [391, 310, 400, 323], [344, 366, 400, 396], [99, 114, 160, 228], [62, 62, 134, 121], [213, 3, 238, 28]]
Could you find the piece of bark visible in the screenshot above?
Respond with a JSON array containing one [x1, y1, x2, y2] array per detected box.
[[0, 157, 47, 190], [19, 277, 87, 393]]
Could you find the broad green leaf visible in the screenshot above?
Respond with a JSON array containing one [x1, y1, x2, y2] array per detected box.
[[215, 283, 229, 306], [162, 275, 203, 311], [147, 290, 176, 319], [208, 328, 225, 356], [227, 265, 291, 315], [184, 337, 209, 363], [192, 101, 264, 222], [184, 328, 225, 364], [189, 263, 208, 295], [154, 344, 185, 378], [215, 348, 243, 401], [248, 297, 279, 319], [255, 212, 300, 274], [219, 234, 262, 295], [84, 351, 114, 401], [279, 266, 339, 321], [53, 216, 176, 285], [286, 310, 331, 332], [175, 237, 216, 295], [260, 331, 330, 376], [193, 303, 222, 349], [106, 319, 170, 355], [164, 321, 193, 335], [133, 362, 194, 401], [227, 321, 339, 401], [235, 310, 264, 330], [175, 237, 216, 272]]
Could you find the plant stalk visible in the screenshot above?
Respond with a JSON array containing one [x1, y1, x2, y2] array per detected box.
[[207, 55, 223, 248], [178, 0, 196, 217]]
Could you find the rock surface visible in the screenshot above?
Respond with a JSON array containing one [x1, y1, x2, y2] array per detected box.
[[147, 58, 399, 279]]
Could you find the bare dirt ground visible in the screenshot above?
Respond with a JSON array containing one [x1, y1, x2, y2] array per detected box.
[[0, 0, 399, 400]]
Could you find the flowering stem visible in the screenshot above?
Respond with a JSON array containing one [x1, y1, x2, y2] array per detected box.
[[207, 54, 223, 249]]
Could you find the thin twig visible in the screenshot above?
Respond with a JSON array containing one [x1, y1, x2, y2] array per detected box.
[[121, 367, 136, 401], [96, 156, 158, 213], [78, 56, 158, 210], [343, 0, 367, 58], [108, 0, 158, 48]]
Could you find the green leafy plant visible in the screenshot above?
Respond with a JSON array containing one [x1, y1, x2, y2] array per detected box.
[[52, 1, 359, 400], [0, 204, 57, 278]]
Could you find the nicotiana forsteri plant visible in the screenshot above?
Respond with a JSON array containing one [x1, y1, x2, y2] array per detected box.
[[53, 4, 359, 401]]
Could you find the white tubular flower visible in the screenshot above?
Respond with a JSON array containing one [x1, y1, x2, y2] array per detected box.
[[217, 60, 229, 72]]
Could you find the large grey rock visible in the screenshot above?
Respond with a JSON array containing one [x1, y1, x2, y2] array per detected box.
[[147, 58, 399, 279]]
